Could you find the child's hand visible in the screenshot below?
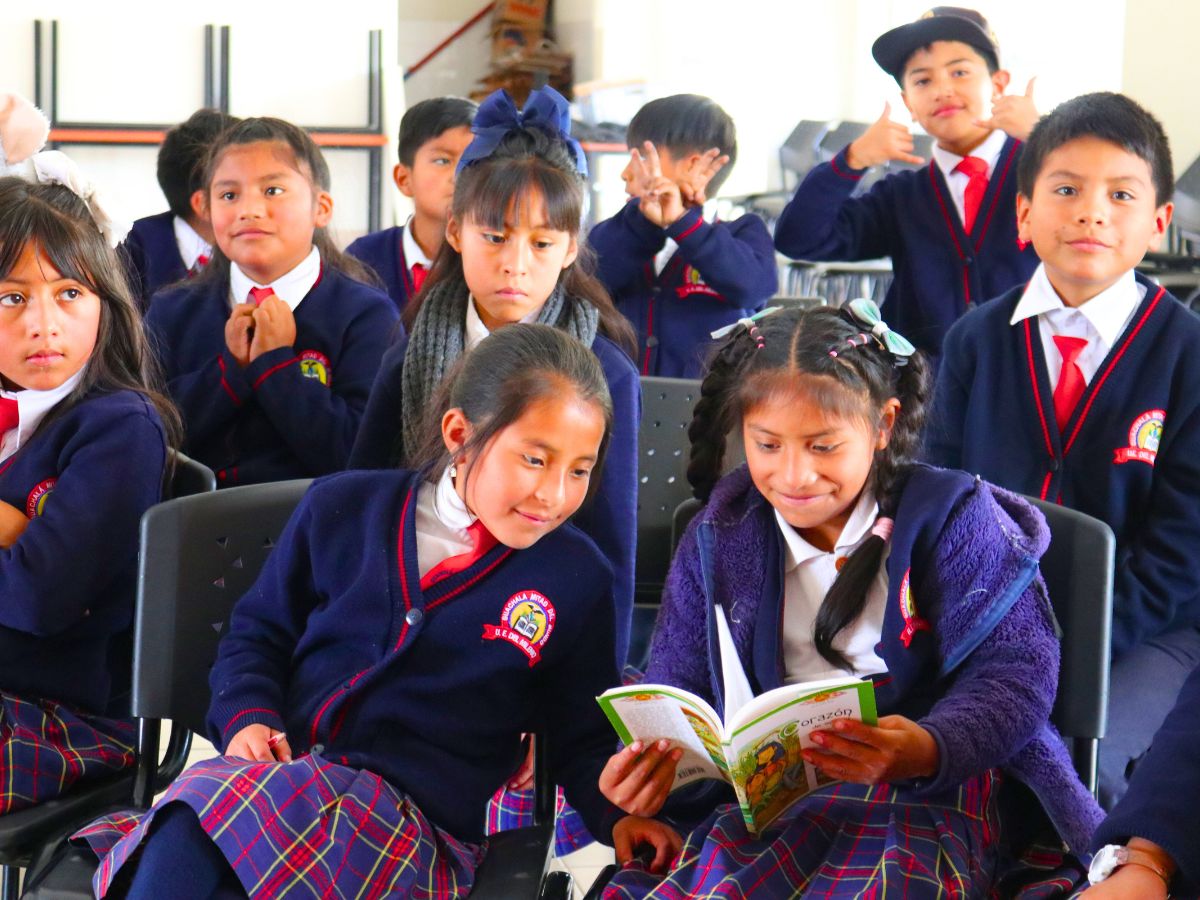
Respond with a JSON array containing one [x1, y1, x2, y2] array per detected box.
[[679, 148, 730, 207], [599, 739, 683, 816], [846, 103, 926, 170], [0, 500, 29, 548], [1081, 838, 1174, 899], [507, 734, 535, 791], [226, 723, 293, 763], [803, 715, 939, 784], [629, 142, 687, 227], [974, 77, 1039, 141], [225, 302, 256, 368], [249, 294, 297, 362], [612, 815, 683, 874]]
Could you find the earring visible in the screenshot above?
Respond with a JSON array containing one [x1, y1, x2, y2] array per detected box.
[[449, 462, 458, 480]]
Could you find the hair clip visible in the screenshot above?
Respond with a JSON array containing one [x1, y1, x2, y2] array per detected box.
[[456, 86, 588, 176], [845, 298, 916, 363], [709, 305, 783, 341]]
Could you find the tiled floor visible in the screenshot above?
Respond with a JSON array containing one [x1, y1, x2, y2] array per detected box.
[[180, 730, 617, 898]]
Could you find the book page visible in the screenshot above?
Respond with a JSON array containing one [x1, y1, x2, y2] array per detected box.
[[596, 686, 731, 788], [725, 680, 877, 833]]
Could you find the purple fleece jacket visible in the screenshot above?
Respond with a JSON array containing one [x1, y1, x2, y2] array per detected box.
[[646, 464, 1103, 855]]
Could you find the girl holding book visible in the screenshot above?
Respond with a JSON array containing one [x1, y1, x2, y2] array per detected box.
[[598, 304, 1101, 896]]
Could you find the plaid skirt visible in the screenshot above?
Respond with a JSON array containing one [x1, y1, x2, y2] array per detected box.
[[603, 769, 1085, 899], [75, 754, 485, 899], [486, 784, 593, 856], [0, 690, 135, 815]]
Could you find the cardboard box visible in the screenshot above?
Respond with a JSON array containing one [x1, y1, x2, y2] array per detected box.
[[493, 0, 548, 27], [492, 22, 544, 63]]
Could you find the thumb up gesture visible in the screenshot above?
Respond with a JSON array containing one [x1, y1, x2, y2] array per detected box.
[[975, 77, 1040, 141]]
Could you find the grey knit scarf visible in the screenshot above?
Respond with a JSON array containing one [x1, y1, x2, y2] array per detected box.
[[398, 271, 600, 463]]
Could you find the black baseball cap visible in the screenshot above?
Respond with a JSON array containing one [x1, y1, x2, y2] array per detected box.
[[872, 7, 1000, 83]]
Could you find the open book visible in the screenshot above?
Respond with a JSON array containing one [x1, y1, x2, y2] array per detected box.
[[597, 676, 877, 834]]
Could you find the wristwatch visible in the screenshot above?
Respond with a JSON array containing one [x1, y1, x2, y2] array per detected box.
[[1089, 844, 1171, 887]]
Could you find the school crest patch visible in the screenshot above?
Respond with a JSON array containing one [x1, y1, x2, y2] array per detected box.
[[26, 477, 56, 518], [1113, 409, 1164, 466], [482, 590, 556, 666], [897, 567, 930, 648], [298, 350, 332, 386], [675, 266, 723, 299]]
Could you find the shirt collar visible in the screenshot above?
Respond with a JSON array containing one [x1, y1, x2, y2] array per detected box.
[[774, 489, 880, 571], [229, 246, 321, 312], [402, 216, 432, 270], [931, 127, 1008, 181], [464, 296, 545, 351], [1009, 264, 1143, 349], [432, 463, 476, 535], [0, 368, 85, 458], [172, 215, 212, 270]]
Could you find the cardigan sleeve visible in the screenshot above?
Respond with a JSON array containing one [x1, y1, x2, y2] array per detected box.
[[588, 199, 665, 296], [666, 209, 777, 307], [774, 146, 897, 263], [924, 315, 974, 469], [348, 335, 409, 470]]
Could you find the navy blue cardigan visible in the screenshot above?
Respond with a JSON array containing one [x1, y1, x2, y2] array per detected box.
[[927, 275, 1200, 658], [348, 328, 640, 666], [346, 225, 416, 314], [1094, 660, 1200, 896], [0, 389, 167, 713], [207, 469, 625, 844], [147, 266, 398, 486], [773, 140, 1037, 357], [121, 211, 188, 311], [588, 200, 777, 377]]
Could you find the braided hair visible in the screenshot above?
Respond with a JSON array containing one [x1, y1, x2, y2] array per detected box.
[[688, 306, 930, 671]]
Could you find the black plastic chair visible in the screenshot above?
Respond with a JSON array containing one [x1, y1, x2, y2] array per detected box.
[[22, 478, 570, 899], [0, 450, 215, 900]]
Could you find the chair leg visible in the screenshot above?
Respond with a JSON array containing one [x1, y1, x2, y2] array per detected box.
[[1, 865, 20, 900]]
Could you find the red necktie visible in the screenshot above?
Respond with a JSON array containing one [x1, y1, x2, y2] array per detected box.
[[0, 398, 18, 436], [411, 263, 428, 294], [954, 156, 989, 234], [248, 286, 275, 307], [188, 254, 210, 278], [1052, 335, 1089, 430], [420, 519, 498, 590]]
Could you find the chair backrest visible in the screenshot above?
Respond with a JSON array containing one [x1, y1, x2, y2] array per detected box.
[[778, 119, 831, 188], [165, 450, 217, 500], [1024, 497, 1114, 744], [636, 377, 701, 601], [132, 479, 313, 736], [817, 121, 870, 164]]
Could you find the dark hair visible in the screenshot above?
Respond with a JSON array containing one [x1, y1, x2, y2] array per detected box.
[[688, 306, 930, 671], [1018, 91, 1174, 205], [627, 94, 738, 196], [157, 108, 238, 222], [403, 125, 637, 357], [411, 323, 613, 497], [900, 41, 998, 86], [0, 177, 181, 449], [196, 117, 379, 287], [398, 97, 478, 167]]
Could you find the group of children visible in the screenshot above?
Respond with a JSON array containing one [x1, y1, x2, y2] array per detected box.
[[0, 2, 1196, 897]]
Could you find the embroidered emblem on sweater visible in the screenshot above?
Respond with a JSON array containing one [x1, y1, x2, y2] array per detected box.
[[298, 350, 332, 386], [1113, 409, 1164, 466], [675, 266, 723, 299], [26, 477, 56, 518], [897, 567, 930, 648], [482, 590, 556, 666]]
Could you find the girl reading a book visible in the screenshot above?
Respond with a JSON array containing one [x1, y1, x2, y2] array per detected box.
[[597, 304, 1102, 897]]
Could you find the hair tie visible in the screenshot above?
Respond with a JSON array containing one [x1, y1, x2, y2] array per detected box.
[[841, 298, 916, 364], [828, 332, 874, 358], [456, 86, 587, 176], [869, 516, 894, 542], [710, 305, 783, 341]]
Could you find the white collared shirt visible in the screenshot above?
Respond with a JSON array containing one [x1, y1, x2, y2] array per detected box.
[[172, 216, 213, 271], [0, 369, 85, 463], [229, 247, 321, 312], [402, 216, 432, 272], [414, 465, 477, 579], [1009, 264, 1145, 386], [653, 200, 717, 275], [464, 296, 545, 351], [931, 128, 1008, 228], [775, 490, 889, 684]]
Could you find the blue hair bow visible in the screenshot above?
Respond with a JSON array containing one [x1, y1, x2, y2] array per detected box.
[[455, 86, 588, 176]]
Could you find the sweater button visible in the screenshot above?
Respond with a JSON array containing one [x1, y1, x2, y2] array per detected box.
[[1049, 458, 1060, 472], [405, 608, 424, 626]]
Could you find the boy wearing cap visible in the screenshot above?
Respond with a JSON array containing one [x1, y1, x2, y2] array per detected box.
[[774, 6, 1039, 358]]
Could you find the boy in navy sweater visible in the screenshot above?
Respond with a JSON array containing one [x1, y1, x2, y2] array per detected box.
[[586, 94, 777, 377], [346, 97, 476, 312], [774, 7, 1039, 357], [927, 92, 1200, 810], [121, 108, 235, 308]]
